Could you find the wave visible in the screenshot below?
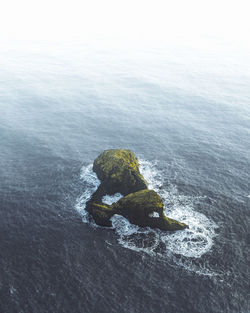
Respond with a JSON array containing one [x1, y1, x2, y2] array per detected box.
[[75, 160, 218, 275], [75, 164, 100, 224]]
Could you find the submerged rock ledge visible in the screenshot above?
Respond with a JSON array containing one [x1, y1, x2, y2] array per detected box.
[[86, 149, 188, 231]]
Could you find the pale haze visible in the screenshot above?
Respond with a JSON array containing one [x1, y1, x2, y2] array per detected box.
[[1, 0, 250, 47]]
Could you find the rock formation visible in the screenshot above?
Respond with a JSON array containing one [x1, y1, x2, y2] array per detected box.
[[93, 149, 148, 196], [86, 149, 188, 231]]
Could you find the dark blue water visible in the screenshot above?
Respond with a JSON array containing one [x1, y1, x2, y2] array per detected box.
[[0, 40, 249, 313]]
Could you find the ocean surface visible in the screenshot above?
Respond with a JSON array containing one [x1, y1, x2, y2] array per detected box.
[[0, 39, 249, 313]]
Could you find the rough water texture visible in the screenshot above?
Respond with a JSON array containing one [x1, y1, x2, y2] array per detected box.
[[0, 40, 250, 313]]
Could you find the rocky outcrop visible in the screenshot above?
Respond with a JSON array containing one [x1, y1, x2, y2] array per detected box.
[[93, 149, 148, 196], [85, 149, 188, 231], [113, 189, 187, 231], [86, 202, 115, 227]]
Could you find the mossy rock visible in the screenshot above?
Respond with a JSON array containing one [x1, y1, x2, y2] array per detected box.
[[86, 189, 188, 231], [86, 202, 116, 227], [86, 149, 188, 231], [113, 189, 188, 231], [93, 149, 148, 195]]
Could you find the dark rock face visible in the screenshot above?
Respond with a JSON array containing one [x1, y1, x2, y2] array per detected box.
[[86, 149, 188, 231]]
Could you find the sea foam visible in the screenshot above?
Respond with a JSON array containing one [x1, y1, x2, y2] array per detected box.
[[75, 164, 100, 223], [75, 159, 218, 274]]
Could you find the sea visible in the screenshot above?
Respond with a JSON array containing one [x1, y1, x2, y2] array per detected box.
[[0, 38, 249, 313]]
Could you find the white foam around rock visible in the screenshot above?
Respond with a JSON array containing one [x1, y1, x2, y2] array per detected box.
[[75, 159, 218, 275], [75, 164, 100, 223], [102, 193, 123, 205]]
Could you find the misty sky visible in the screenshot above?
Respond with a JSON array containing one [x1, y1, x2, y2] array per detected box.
[[0, 0, 249, 47]]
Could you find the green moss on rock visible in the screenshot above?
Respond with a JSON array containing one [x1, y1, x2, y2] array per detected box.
[[93, 149, 148, 195], [113, 189, 188, 231], [85, 149, 188, 231], [87, 202, 116, 227]]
